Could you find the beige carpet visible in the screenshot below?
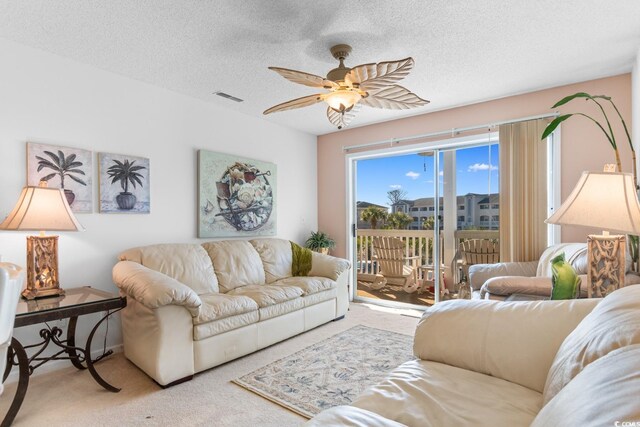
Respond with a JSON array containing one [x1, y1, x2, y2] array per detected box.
[[1, 303, 420, 427]]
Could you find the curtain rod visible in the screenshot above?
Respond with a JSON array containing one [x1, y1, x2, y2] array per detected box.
[[342, 112, 559, 152]]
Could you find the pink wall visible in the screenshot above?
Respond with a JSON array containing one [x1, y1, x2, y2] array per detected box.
[[318, 74, 633, 258]]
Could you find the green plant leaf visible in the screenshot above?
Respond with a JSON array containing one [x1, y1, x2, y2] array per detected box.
[[57, 150, 66, 166], [552, 92, 593, 108], [40, 173, 57, 181], [66, 168, 86, 175], [541, 114, 572, 140]]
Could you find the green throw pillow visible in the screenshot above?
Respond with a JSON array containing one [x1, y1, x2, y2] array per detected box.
[[290, 241, 312, 277], [550, 252, 581, 300]]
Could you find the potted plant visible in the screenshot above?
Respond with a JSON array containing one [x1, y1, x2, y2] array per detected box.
[[106, 159, 146, 210], [305, 231, 336, 255], [36, 150, 87, 206], [541, 92, 635, 185]]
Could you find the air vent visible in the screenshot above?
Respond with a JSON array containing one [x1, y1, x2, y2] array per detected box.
[[214, 91, 244, 103]]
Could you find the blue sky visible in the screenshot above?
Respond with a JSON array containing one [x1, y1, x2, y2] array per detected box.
[[357, 144, 500, 207]]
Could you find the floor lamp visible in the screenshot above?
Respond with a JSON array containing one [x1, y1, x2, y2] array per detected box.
[[546, 171, 640, 298]]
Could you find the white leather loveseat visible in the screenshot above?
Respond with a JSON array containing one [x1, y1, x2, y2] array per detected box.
[[308, 284, 640, 426], [468, 242, 640, 300], [112, 238, 350, 386]]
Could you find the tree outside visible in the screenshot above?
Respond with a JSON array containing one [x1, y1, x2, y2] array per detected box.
[[360, 206, 388, 229], [386, 212, 413, 230], [387, 188, 407, 206]]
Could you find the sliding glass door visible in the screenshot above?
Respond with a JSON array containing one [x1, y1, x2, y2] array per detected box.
[[348, 134, 500, 309]]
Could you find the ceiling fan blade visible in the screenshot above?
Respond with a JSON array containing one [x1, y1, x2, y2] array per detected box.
[[361, 85, 429, 110], [268, 67, 339, 90], [326, 105, 360, 130], [346, 58, 414, 92], [263, 94, 323, 115]]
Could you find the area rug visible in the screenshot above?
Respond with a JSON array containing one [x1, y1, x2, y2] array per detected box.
[[232, 325, 413, 418]]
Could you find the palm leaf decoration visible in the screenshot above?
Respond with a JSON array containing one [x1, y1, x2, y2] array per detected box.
[[35, 150, 87, 188], [541, 92, 636, 187], [107, 159, 146, 193]]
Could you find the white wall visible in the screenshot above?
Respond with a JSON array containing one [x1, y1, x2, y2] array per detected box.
[[0, 38, 317, 358]]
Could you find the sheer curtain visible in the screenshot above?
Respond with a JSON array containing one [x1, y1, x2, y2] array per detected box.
[[499, 118, 550, 262]]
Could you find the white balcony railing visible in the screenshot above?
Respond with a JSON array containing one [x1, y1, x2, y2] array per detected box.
[[356, 229, 499, 283]]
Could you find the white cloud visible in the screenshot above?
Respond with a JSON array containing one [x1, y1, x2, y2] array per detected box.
[[389, 184, 402, 189], [405, 171, 420, 180], [468, 163, 498, 172]]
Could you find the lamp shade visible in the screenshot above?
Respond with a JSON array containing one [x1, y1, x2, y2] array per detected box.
[[0, 185, 84, 232], [546, 171, 640, 234]]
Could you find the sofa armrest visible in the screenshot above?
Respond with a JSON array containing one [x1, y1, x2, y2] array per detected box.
[[468, 261, 538, 290], [413, 298, 600, 393], [309, 252, 351, 281], [113, 261, 202, 316]]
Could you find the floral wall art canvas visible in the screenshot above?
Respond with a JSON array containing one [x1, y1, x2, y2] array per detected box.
[[27, 142, 93, 213], [98, 152, 150, 213], [198, 150, 277, 238]]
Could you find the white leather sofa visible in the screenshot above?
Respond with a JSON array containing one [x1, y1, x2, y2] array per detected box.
[[307, 284, 640, 426], [112, 238, 350, 387], [468, 242, 640, 300]]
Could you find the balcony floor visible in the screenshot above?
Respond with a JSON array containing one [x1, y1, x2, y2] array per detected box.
[[356, 281, 435, 307]]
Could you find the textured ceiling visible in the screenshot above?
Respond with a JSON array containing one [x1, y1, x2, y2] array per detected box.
[[1, 0, 640, 135]]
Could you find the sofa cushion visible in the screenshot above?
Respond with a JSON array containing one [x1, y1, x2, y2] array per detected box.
[[194, 293, 258, 325], [414, 298, 598, 393], [259, 298, 305, 321], [226, 284, 303, 307], [202, 240, 266, 292], [543, 284, 640, 404], [193, 311, 259, 340], [273, 276, 336, 296], [303, 288, 338, 307], [119, 244, 218, 294], [533, 344, 640, 426], [536, 243, 588, 277], [351, 359, 542, 427], [306, 406, 406, 427], [250, 238, 292, 284]]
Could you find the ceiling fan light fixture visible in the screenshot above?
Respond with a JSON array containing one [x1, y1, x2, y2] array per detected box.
[[323, 90, 362, 112]]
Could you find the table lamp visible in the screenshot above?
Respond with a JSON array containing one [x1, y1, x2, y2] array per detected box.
[[0, 181, 84, 299], [545, 170, 640, 298]]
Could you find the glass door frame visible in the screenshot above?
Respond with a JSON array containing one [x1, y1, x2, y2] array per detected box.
[[346, 133, 499, 310]]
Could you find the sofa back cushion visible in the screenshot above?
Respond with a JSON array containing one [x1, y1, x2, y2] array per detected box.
[[537, 242, 631, 277], [542, 284, 640, 404], [536, 243, 587, 277], [249, 238, 292, 284], [533, 344, 640, 426], [202, 240, 266, 292], [414, 298, 598, 393], [119, 244, 218, 294]]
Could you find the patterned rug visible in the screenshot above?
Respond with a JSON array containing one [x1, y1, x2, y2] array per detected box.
[[232, 325, 414, 418]]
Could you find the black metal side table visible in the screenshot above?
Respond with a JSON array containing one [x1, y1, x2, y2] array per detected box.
[[2, 287, 126, 427]]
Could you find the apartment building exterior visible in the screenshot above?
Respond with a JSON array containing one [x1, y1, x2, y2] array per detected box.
[[391, 193, 499, 230]]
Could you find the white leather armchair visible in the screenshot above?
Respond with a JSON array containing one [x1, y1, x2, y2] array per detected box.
[[0, 263, 24, 395]]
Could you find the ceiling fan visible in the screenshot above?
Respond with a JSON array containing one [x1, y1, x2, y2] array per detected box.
[[263, 44, 429, 129]]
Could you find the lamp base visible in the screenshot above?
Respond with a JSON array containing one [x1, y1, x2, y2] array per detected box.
[[587, 234, 626, 298], [23, 235, 65, 300]]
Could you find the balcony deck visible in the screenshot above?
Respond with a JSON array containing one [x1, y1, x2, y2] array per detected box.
[[355, 228, 499, 307]]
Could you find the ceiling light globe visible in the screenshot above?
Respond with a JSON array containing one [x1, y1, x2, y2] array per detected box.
[[324, 90, 362, 112]]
